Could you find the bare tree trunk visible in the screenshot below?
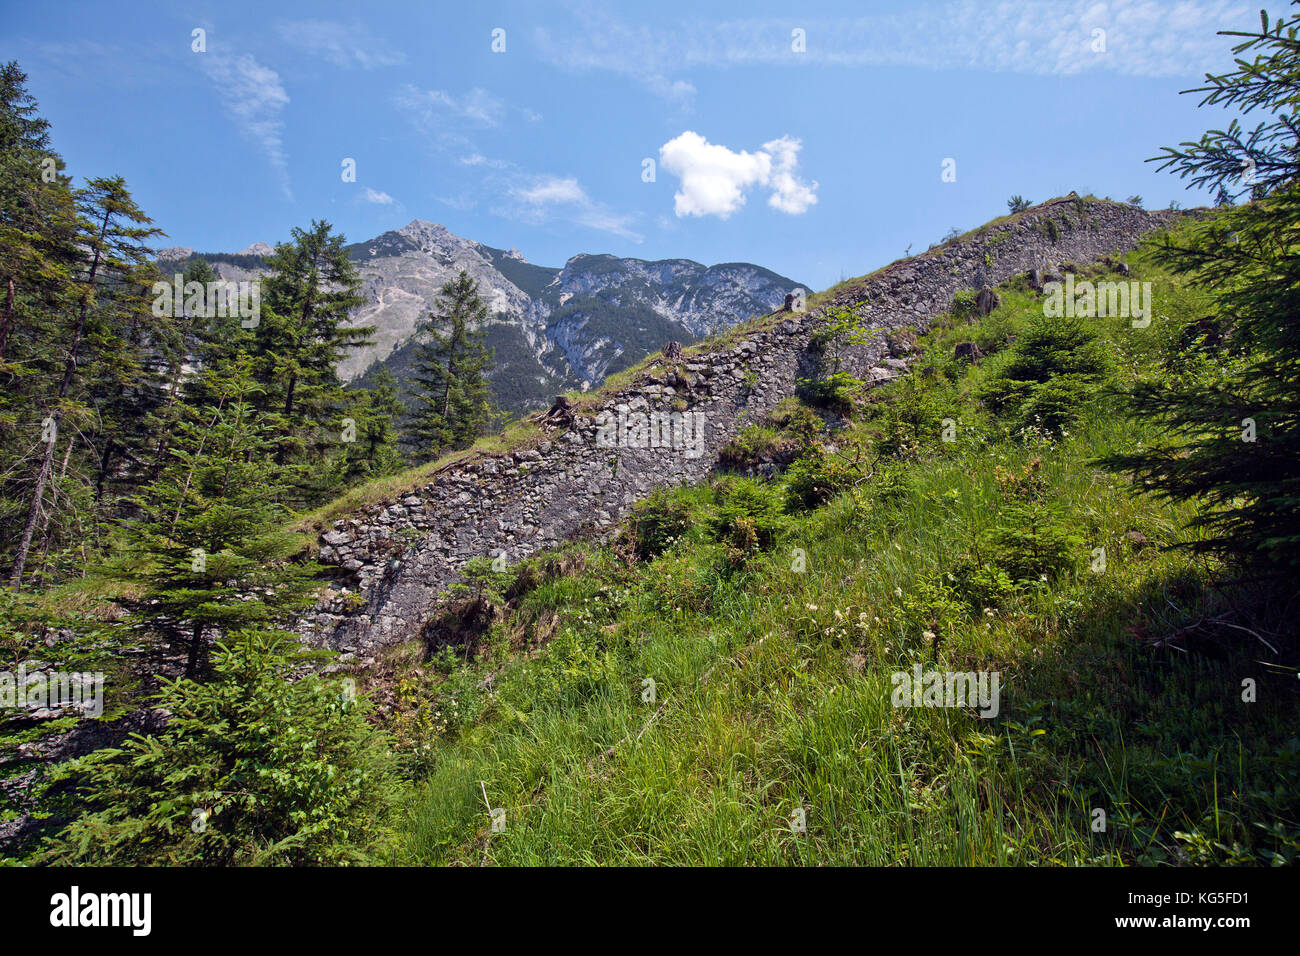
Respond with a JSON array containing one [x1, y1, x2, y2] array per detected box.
[[186, 620, 205, 678], [9, 433, 54, 588], [33, 435, 76, 588], [0, 276, 14, 364]]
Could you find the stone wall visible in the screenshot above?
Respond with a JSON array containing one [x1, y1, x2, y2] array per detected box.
[[302, 197, 1184, 656]]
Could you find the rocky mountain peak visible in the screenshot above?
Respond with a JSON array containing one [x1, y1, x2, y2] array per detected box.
[[182, 217, 803, 415], [396, 219, 454, 243]]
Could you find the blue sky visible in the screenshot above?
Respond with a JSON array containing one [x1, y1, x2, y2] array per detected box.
[[3, 0, 1257, 291]]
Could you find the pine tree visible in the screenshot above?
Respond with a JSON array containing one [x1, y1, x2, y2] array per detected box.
[[42, 629, 398, 866], [407, 270, 495, 461], [337, 368, 406, 486], [1104, 7, 1300, 572], [251, 220, 371, 491], [122, 357, 318, 677], [8, 176, 164, 587], [0, 62, 79, 364], [0, 63, 82, 577]]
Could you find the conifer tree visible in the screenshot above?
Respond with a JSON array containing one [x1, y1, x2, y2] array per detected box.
[[252, 221, 371, 481], [123, 357, 318, 676], [407, 270, 495, 461], [336, 368, 406, 486], [9, 176, 163, 586], [1104, 7, 1300, 572], [43, 629, 398, 866], [0, 61, 79, 367]]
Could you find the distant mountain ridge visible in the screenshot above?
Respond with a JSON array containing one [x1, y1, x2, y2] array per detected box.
[[162, 219, 805, 415]]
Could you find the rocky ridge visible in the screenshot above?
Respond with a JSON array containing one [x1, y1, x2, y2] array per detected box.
[[301, 197, 1186, 656]]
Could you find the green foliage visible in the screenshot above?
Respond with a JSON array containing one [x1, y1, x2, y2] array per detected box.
[[629, 489, 694, 560], [952, 289, 979, 318], [121, 358, 319, 676], [784, 450, 859, 511], [1007, 195, 1033, 214], [42, 630, 398, 866], [719, 399, 825, 473], [407, 270, 496, 462], [250, 220, 374, 507], [798, 306, 872, 415], [454, 554, 515, 605], [334, 368, 406, 487], [948, 559, 1016, 610], [977, 314, 1111, 435], [390, 653, 489, 777], [718, 423, 785, 471], [767, 397, 824, 444], [797, 369, 861, 416], [987, 511, 1081, 583], [1105, 7, 1300, 572], [508, 624, 618, 709], [2, 154, 175, 587], [889, 578, 967, 646], [707, 476, 786, 552], [868, 373, 953, 459], [982, 458, 1082, 583]]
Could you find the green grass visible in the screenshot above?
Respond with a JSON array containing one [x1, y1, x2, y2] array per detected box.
[[370, 246, 1300, 866], [281, 195, 1142, 544]]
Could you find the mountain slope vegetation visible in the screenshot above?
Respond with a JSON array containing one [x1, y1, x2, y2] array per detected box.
[[358, 244, 1297, 865]]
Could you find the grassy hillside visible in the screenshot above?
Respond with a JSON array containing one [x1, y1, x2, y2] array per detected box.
[[16, 216, 1296, 868], [356, 243, 1299, 866]]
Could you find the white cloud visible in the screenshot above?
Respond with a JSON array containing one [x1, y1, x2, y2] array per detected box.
[[534, 12, 698, 106], [659, 132, 818, 219], [762, 136, 818, 214], [533, 0, 1251, 91], [395, 85, 505, 127], [273, 19, 405, 69], [363, 187, 395, 205], [508, 175, 642, 240], [514, 176, 587, 205], [460, 153, 511, 169], [199, 51, 291, 198]]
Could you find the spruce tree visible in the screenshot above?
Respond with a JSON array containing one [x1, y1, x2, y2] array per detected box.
[[8, 176, 164, 587], [1103, 7, 1300, 572], [42, 629, 398, 866], [336, 368, 406, 487], [407, 270, 495, 461], [0, 63, 82, 578], [123, 357, 318, 676], [252, 220, 371, 490]]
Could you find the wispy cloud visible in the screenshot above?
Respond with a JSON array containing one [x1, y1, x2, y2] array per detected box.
[[395, 85, 506, 128], [460, 153, 511, 169], [395, 84, 636, 240], [534, 10, 697, 106], [363, 187, 395, 205], [534, 0, 1251, 101], [506, 174, 642, 241], [659, 132, 817, 219], [198, 50, 291, 198], [273, 19, 405, 69], [514, 176, 587, 205]]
